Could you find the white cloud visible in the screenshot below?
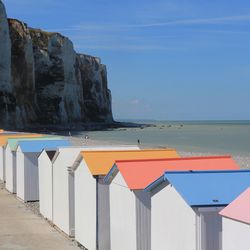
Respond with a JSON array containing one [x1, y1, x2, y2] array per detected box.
[[133, 15, 250, 28], [74, 43, 181, 51], [49, 15, 250, 33], [130, 99, 140, 105]]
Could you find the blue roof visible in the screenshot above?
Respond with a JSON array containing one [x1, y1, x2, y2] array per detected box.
[[163, 170, 250, 207], [18, 139, 71, 153]]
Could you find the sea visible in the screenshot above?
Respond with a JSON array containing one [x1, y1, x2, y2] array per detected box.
[[79, 120, 250, 157]]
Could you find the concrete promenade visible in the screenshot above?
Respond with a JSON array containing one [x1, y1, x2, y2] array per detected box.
[[0, 181, 80, 250]]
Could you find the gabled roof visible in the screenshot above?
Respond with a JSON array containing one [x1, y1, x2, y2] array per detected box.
[[219, 187, 250, 224], [51, 146, 89, 164], [52, 145, 139, 164], [81, 149, 179, 176], [111, 156, 239, 190], [0, 134, 42, 147], [8, 136, 61, 151], [148, 170, 250, 207], [18, 139, 71, 153], [0, 131, 18, 134]]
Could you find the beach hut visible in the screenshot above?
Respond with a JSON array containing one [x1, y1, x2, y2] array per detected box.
[[38, 148, 60, 221], [16, 139, 70, 202], [144, 170, 250, 250], [73, 149, 178, 250], [219, 188, 250, 250], [104, 155, 240, 250], [50, 145, 139, 236], [2, 134, 42, 193], [0, 131, 20, 181], [5, 135, 57, 193]]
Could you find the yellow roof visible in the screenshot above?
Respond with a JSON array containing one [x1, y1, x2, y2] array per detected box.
[[81, 149, 179, 176], [0, 134, 43, 146]]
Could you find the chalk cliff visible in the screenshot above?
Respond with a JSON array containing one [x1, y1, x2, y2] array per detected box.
[[0, 1, 113, 129]]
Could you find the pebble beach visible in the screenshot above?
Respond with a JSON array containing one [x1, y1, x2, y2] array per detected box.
[[68, 135, 250, 169]]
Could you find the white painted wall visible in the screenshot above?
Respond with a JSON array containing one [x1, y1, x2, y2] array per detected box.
[[16, 146, 25, 200], [5, 144, 16, 193], [53, 145, 139, 237], [109, 172, 137, 250], [0, 146, 5, 181], [151, 185, 196, 250], [222, 217, 250, 250], [38, 150, 53, 220], [53, 148, 86, 236], [75, 160, 97, 250]]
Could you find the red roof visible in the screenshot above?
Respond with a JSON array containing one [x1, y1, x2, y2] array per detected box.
[[114, 155, 240, 190], [220, 187, 250, 224]]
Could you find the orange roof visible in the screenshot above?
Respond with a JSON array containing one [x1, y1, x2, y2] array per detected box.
[[114, 155, 240, 190], [0, 134, 43, 146], [81, 149, 179, 176]]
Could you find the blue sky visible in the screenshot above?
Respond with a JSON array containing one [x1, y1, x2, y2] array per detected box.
[[4, 0, 250, 120]]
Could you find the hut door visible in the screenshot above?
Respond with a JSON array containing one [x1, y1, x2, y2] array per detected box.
[[68, 171, 75, 236], [200, 210, 222, 250], [13, 152, 17, 193]]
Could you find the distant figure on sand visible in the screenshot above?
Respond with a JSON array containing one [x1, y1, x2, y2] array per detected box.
[[85, 135, 89, 140], [137, 139, 140, 144]]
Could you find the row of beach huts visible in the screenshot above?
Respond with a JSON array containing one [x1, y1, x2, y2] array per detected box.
[[0, 130, 250, 250]]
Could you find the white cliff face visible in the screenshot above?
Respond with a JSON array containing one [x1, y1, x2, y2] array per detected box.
[[8, 19, 37, 126], [31, 31, 84, 125], [0, 0, 113, 129], [59, 35, 82, 122], [76, 54, 113, 122], [0, 0, 11, 91], [30, 29, 113, 125]]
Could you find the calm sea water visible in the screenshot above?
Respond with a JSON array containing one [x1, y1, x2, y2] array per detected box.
[[80, 121, 250, 156]]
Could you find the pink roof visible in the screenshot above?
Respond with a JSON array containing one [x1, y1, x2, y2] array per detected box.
[[220, 187, 250, 224], [114, 155, 240, 190]]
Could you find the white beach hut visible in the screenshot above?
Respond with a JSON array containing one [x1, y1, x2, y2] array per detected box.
[[39, 146, 112, 222], [38, 148, 59, 221], [50, 145, 139, 237], [72, 149, 177, 250], [4, 134, 42, 194], [0, 132, 17, 181], [104, 156, 240, 250], [0, 133, 35, 182], [0, 145, 5, 181], [16, 139, 70, 202], [0, 131, 15, 181], [145, 170, 250, 250], [220, 187, 250, 250]]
